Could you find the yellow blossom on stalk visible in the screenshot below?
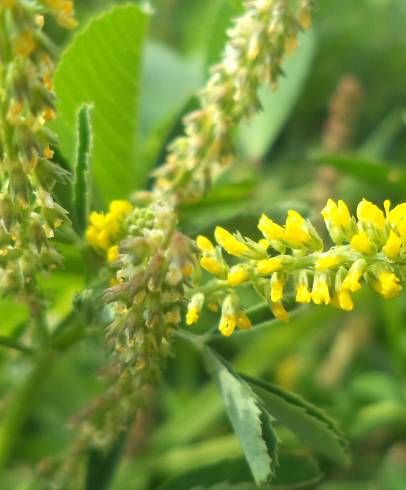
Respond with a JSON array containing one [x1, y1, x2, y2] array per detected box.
[[372, 271, 402, 299], [357, 199, 386, 231], [271, 302, 289, 323], [196, 235, 215, 252], [237, 313, 252, 330], [214, 227, 249, 257], [186, 293, 205, 326], [271, 273, 285, 303], [350, 231, 374, 254], [196, 198, 406, 336], [219, 314, 237, 336], [200, 256, 225, 277], [315, 255, 340, 271], [256, 257, 284, 275], [107, 245, 119, 263], [383, 230, 401, 260], [228, 265, 250, 286]]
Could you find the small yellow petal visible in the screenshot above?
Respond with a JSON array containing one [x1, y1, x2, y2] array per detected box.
[[107, 245, 119, 263], [196, 235, 214, 252], [214, 227, 249, 257], [200, 256, 225, 277], [256, 257, 283, 275], [383, 230, 401, 260], [271, 302, 289, 323]]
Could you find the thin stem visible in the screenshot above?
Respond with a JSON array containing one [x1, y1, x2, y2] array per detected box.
[[0, 336, 34, 354]]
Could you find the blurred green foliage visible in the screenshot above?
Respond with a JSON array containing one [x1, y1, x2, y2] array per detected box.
[[1, 0, 406, 489]]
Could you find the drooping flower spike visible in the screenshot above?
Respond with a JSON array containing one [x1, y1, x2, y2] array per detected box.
[[191, 199, 406, 335]]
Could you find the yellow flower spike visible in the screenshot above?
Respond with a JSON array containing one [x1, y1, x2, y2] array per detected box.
[[350, 231, 374, 254], [186, 293, 205, 326], [374, 271, 402, 299], [271, 273, 285, 303], [383, 230, 401, 260], [237, 313, 252, 330], [107, 245, 119, 263], [228, 265, 250, 286], [256, 257, 284, 275], [200, 256, 225, 277], [214, 226, 250, 257], [258, 214, 285, 241], [357, 199, 386, 231], [196, 235, 215, 252], [311, 274, 331, 305], [219, 314, 237, 336], [271, 302, 289, 323], [295, 283, 311, 304], [342, 259, 367, 292], [337, 289, 354, 311], [315, 255, 340, 271]]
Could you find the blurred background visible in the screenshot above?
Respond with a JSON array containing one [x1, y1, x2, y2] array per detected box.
[[1, 0, 406, 488]]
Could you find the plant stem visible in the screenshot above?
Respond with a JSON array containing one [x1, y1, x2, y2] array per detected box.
[[0, 336, 34, 354]]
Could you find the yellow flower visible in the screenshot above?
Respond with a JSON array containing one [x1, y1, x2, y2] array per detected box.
[[219, 314, 237, 336], [296, 283, 311, 304], [337, 289, 354, 311], [109, 200, 133, 217], [271, 302, 289, 323], [227, 266, 249, 286], [107, 245, 119, 263], [342, 259, 367, 292], [387, 202, 406, 226], [271, 273, 285, 303], [350, 231, 374, 254], [315, 255, 340, 271], [200, 256, 225, 277], [321, 199, 353, 243], [383, 230, 401, 260], [215, 226, 249, 257], [186, 293, 205, 326], [258, 239, 270, 250], [196, 235, 215, 252], [357, 199, 385, 231], [284, 210, 311, 248], [258, 214, 285, 241], [374, 271, 401, 299], [311, 274, 330, 305], [237, 313, 252, 330], [256, 257, 284, 275]]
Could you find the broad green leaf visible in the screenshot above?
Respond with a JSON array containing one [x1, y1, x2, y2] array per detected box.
[[242, 375, 350, 466], [138, 42, 202, 169], [238, 30, 316, 161], [204, 347, 278, 485], [74, 105, 93, 235], [314, 153, 406, 193], [52, 5, 149, 203]]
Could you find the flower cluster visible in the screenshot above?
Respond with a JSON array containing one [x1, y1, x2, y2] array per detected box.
[[85, 200, 133, 263], [190, 199, 406, 336], [0, 0, 75, 303], [153, 0, 313, 205]]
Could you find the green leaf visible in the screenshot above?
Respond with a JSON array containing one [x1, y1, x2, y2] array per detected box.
[[51, 5, 150, 203], [204, 347, 278, 486], [139, 42, 202, 169], [242, 375, 350, 467], [158, 453, 321, 490], [74, 105, 93, 235], [313, 153, 406, 193], [238, 30, 316, 161]]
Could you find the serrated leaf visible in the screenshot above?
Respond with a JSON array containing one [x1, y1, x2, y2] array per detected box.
[[51, 5, 149, 203], [204, 347, 278, 485], [74, 104, 93, 235], [238, 30, 316, 161], [242, 375, 350, 466]]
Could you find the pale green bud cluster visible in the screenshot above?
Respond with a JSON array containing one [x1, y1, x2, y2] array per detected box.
[[0, 0, 75, 301], [191, 199, 406, 335]]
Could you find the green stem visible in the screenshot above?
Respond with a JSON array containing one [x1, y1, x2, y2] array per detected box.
[[0, 336, 34, 354]]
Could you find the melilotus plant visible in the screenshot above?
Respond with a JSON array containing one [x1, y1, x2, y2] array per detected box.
[[0, 0, 405, 489]]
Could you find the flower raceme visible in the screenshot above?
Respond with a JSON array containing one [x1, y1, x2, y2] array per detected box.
[[191, 199, 406, 336]]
